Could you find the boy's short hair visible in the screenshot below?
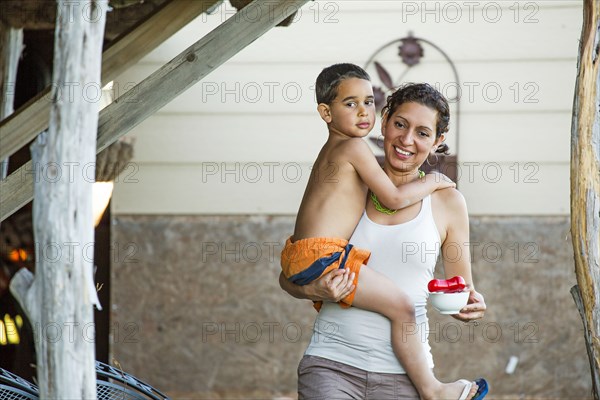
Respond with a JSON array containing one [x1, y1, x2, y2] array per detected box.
[[315, 63, 371, 105]]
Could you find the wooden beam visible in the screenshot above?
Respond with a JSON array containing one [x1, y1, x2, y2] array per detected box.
[[0, 0, 308, 222], [0, 0, 172, 37], [570, 0, 600, 397], [0, 23, 22, 121], [98, 0, 309, 152], [102, 0, 221, 84], [10, 1, 107, 398], [0, 0, 219, 162], [0, 22, 23, 173], [0, 22, 22, 182], [0, 163, 32, 220]]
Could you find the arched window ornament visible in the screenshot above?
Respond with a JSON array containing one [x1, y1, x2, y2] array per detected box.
[[364, 32, 460, 183]]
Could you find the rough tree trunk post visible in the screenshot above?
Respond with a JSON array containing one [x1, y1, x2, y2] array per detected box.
[[0, 22, 23, 179], [570, 0, 600, 397], [9, 1, 106, 398]]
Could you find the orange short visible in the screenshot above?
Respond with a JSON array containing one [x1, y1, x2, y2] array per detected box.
[[280, 237, 371, 311]]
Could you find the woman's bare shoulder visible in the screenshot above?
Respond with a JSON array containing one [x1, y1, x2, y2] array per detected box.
[[433, 187, 466, 207], [431, 188, 468, 222], [431, 188, 469, 242]]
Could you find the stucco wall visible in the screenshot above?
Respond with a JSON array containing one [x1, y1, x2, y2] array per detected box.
[[110, 214, 590, 398]]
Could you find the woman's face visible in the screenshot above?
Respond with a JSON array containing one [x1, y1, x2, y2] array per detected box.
[[382, 101, 445, 173]]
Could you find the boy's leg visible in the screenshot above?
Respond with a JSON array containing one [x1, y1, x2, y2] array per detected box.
[[351, 265, 479, 400]]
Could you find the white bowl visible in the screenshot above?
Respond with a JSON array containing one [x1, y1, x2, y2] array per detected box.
[[429, 291, 469, 314]]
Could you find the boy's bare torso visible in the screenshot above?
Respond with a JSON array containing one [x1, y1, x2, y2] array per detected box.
[[293, 136, 368, 241]]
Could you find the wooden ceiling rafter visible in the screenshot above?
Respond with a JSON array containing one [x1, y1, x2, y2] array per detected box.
[[0, 0, 172, 39]]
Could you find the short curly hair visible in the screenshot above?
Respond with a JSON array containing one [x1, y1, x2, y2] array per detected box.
[[381, 83, 450, 154], [315, 63, 371, 105]]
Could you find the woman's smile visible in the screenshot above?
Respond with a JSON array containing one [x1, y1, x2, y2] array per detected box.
[[393, 146, 414, 159]]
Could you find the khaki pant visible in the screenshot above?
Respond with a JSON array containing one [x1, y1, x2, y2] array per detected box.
[[297, 355, 419, 400]]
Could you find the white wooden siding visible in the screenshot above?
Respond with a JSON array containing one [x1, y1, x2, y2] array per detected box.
[[112, 0, 581, 215]]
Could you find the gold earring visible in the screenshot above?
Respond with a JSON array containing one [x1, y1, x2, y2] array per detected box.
[[426, 152, 439, 167]]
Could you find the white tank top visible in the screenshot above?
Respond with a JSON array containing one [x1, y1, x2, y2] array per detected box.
[[305, 195, 441, 373]]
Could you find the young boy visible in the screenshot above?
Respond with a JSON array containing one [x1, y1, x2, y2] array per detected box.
[[280, 64, 480, 400]]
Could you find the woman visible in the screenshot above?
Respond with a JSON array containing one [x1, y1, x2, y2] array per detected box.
[[279, 83, 487, 399]]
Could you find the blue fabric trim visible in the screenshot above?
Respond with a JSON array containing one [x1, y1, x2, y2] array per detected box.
[[338, 243, 353, 270], [288, 243, 354, 286]]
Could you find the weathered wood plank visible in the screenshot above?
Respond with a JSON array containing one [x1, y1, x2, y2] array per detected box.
[[0, 163, 31, 220], [119, 112, 570, 164], [143, 2, 581, 65], [0, 23, 22, 121], [9, 1, 107, 398], [0, 0, 219, 162], [107, 162, 570, 216], [0, 22, 23, 180], [118, 60, 577, 114], [570, 0, 600, 397]]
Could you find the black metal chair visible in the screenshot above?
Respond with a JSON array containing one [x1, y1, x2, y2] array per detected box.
[[95, 361, 170, 400], [0, 368, 39, 400], [0, 363, 169, 400]]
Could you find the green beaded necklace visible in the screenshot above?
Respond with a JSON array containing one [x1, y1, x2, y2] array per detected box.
[[370, 170, 426, 215]]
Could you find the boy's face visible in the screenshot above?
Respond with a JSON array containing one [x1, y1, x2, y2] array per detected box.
[[319, 78, 375, 138]]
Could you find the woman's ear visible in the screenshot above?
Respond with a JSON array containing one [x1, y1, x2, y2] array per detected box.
[[430, 133, 446, 154], [317, 103, 332, 123], [433, 133, 446, 149]]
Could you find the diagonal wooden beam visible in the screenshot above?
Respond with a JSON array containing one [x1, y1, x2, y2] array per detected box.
[[0, 0, 308, 222], [0, 163, 31, 220], [0, 0, 219, 162]]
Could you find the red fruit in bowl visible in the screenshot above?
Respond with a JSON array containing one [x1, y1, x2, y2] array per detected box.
[[428, 276, 466, 293]]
